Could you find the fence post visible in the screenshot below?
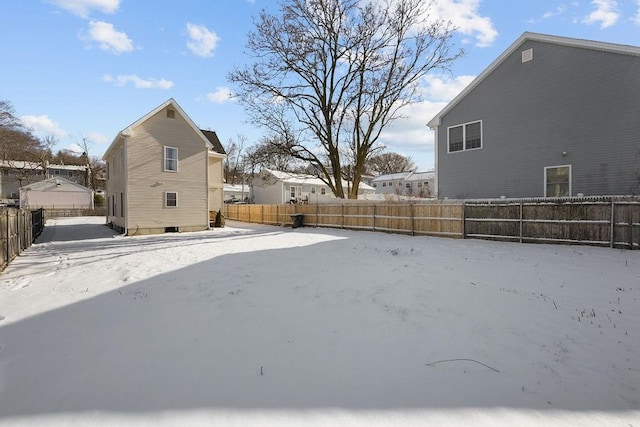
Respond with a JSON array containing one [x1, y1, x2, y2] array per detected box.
[[629, 204, 634, 250], [373, 204, 376, 232], [462, 202, 467, 239], [610, 200, 615, 248], [341, 204, 345, 229], [6, 209, 10, 267], [519, 199, 523, 244], [410, 203, 415, 236], [261, 205, 264, 225]]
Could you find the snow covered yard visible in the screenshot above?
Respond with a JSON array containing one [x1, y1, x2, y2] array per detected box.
[[0, 216, 638, 426]]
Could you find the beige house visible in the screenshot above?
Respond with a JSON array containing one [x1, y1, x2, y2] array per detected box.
[[102, 98, 226, 236]]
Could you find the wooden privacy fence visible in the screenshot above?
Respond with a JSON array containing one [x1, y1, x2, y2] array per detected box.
[[0, 207, 36, 271], [463, 196, 640, 249], [224, 196, 640, 249], [224, 202, 464, 238]]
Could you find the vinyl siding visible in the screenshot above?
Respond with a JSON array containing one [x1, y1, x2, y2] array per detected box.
[[125, 109, 208, 232], [106, 137, 127, 229], [436, 40, 640, 199]]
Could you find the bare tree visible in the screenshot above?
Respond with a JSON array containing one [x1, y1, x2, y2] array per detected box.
[[229, 0, 461, 198], [244, 135, 299, 175], [223, 134, 246, 185], [73, 135, 105, 190], [367, 152, 416, 175], [0, 100, 43, 163]]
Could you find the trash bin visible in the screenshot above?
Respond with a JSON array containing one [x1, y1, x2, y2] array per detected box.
[[290, 213, 304, 229]]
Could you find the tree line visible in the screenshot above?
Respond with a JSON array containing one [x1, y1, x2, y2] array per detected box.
[[0, 99, 104, 191]]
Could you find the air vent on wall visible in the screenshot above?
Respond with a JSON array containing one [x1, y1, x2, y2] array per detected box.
[[522, 48, 533, 63]]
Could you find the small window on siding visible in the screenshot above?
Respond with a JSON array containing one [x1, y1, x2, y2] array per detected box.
[[522, 48, 533, 63], [320, 188, 326, 195], [544, 165, 571, 197], [167, 109, 175, 119], [165, 191, 177, 207], [164, 146, 178, 172], [448, 120, 482, 153], [405, 183, 411, 188]]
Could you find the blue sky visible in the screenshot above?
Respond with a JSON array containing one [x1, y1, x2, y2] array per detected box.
[[1, 0, 639, 171]]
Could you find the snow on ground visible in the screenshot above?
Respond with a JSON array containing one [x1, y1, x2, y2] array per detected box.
[[0, 216, 638, 426]]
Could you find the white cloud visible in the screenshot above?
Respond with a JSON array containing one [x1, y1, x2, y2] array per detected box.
[[83, 131, 109, 144], [65, 143, 85, 154], [583, 0, 619, 28], [423, 74, 475, 101], [433, 0, 498, 47], [103, 74, 174, 89], [186, 23, 219, 58], [49, 0, 120, 18], [19, 115, 68, 139], [81, 21, 133, 54], [206, 87, 234, 103]]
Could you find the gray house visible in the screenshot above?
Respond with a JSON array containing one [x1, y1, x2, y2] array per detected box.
[[428, 32, 640, 199]]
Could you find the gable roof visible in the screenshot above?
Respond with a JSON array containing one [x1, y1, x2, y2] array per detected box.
[[102, 98, 223, 159], [428, 32, 640, 128], [200, 129, 226, 155], [20, 176, 91, 193]]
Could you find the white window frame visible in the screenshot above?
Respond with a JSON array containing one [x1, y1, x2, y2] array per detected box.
[[447, 120, 483, 153], [164, 146, 178, 172], [544, 165, 572, 197], [290, 186, 296, 199], [320, 188, 326, 195], [164, 191, 178, 207]]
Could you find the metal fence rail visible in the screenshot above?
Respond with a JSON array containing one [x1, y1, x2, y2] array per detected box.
[[0, 207, 35, 271]]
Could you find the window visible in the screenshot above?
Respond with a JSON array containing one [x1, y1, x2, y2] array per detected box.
[[382, 182, 387, 187], [311, 187, 316, 194], [120, 193, 124, 217], [405, 183, 411, 188], [167, 109, 175, 119], [290, 186, 296, 199], [320, 188, 326, 195], [68, 171, 73, 177], [544, 165, 571, 197], [372, 183, 377, 188], [417, 182, 422, 188], [165, 191, 177, 207], [53, 170, 60, 176], [164, 146, 178, 172], [448, 120, 482, 153]]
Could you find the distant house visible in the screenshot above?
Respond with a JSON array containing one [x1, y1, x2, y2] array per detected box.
[[428, 32, 640, 199], [19, 177, 93, 209], [102, 98, 226, 236], [0, 160, 88, 201], [252, 168, 375, 204], [223, 183, 250, 203], [371, 171, 434, 197]]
